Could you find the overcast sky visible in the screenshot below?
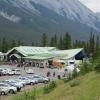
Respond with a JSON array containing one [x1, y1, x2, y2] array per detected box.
[[79, 0, 100, 12]]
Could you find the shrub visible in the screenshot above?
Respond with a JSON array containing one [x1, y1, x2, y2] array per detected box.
[[80, 62, 93, 75], [69, 80, 80, 87], [43, 85, 50, 94], [72, 68, 79, 78], [49, 81, 57, 89], [63, 78, 69, 83], [94, 61, 100, 73], [43, 81, 57, 94]]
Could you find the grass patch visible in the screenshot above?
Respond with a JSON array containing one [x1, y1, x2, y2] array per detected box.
[[10, 72, 100, 100]]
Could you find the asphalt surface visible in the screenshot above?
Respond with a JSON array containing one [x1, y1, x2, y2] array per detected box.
[[0, 65, 64, 80], [0, 65, 65, 100]]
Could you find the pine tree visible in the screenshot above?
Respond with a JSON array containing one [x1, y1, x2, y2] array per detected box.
[[0, 40, 1, 51], [95, 35, 100, 57], [50, 36, 54, 47], [89, 32, 95, 57], [32, 41, 34, 46], [49, 34, 57, 47], [54, 34, 57, 47], [41, 33, 47, 47], [1, 38, 9, 53], [58, 36, 63, 49], [17, 40, 21, 46], [10, 40, 16, 48], [63, 32, 72, 49]]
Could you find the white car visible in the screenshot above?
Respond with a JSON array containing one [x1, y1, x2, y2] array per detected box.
[[6, 69, 15, 75], [0, 68, 14, 75], [0, 83, 17, 94], [11, 69, 21, 75], [0, 68, 8, 75], [26, 68, 34, 74], [0, 87, 9, 95]]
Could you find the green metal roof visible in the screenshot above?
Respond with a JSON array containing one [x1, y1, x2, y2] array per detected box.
[[23, 55, 54, 60], [51, 48, 83, 60], [6, 46, 56, 56], [6, 46, 83, 60]]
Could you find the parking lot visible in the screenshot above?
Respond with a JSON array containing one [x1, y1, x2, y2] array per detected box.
[[0, 64, 64, 100], [0, 65, 64, 80]]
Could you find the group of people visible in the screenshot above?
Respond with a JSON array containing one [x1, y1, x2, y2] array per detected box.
[[46, 71, 56, 77]]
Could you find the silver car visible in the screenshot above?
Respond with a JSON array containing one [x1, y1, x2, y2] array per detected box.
[[0, 83, 17, 94], [0, 87, 9, 95]]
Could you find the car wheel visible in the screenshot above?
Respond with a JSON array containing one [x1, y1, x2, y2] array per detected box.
[[44, 81, 48, 84], [9, 89, 15, 94], [17, 87, 21, 92], [1, 91, 6, 95], [30, 82, 34, 85]]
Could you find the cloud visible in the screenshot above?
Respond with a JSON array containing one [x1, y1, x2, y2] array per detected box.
[[79, 0, 100, 12], [0, 11, 21, 22]]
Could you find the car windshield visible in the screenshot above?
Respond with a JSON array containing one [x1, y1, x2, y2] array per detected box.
[[0, 84, 8, 87]]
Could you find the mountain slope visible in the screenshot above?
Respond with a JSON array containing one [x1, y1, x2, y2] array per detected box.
[[0, 0, 100, 43], [96, 12, 100, 21]]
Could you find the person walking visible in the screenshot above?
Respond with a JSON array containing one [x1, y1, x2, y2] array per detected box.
[[53, 72, 55, 77]]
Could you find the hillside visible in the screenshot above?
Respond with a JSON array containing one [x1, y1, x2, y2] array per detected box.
[[0, 0, 100, 43], [10, 72, 100, 100], [38, 72, 100, 100]]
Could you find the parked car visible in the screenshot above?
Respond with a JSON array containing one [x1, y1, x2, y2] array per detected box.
[[5, 80, 24, 88], [6, 69, 15, 75], [0, 87, 9, 95], [31, 75, 50, 83], [0, 70, 3, 76], [0, 68, 7, 75], [26, 68, 34, 74], [11, 69, 21, 75], [25, 76, 38, 84], [18, 76, 36, 85], [3, 80, 23, 92], [12, 79, 26, 87], [0, 82, 17, 94], [0, 68, 14, 76]]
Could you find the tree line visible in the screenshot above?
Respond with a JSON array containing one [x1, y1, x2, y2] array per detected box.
[[0, 32, 100, 58], [41, 32, 100, 58]]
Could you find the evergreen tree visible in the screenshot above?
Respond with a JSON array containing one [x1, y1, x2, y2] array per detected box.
[[17, 40, 21, 46], [50, 36, 54, 47], [21, 42, 24, 46], [0, 40, 1, 51], [89, 32, 95, 57], [54, 34, 57, 47], [95, 35, 100, 57], [1, 38, 9, 53], [58, 36, 63, 49], [10, 40, 16, 48], [63, 32, 72, 49], [41, 33, 47, 47], [32, 41, 34, 46], [49, 34, 57, 47]]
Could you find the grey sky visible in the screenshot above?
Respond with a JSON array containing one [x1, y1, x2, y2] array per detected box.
[[79, 0, 100, 12]]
